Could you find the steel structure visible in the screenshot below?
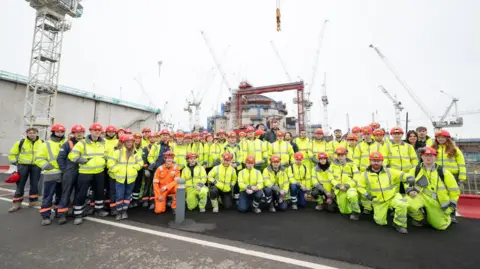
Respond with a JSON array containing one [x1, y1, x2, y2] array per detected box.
[[378, 85, 404, 126], [183, 99, 193, 131], [235, 81, 305, 131], [23, 0, 83, 138], [270, 41, 292, 82], [320, 72, 329, 135]]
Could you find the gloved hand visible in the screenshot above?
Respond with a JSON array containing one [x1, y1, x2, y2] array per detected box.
[[365, 193, 374, 201], [326, 197, 333, 204], [44, 163, 54, 170], [77, 157, 89, 164], [445, 206, 455, 215], [144, 170, 151, 178], [408, 191, 418, 198], [213, 159, 221, 166], [406, 176, 416, 186]]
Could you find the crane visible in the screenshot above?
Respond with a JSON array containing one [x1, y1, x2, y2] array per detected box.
[[22, 0, 83, 139], [458, 109, 480, 116], [437, 90, 463, 127], [369, 44, 463, 130], [276, 0, 281, 31], [320, 72, 329, 136], [183, 99, 193, 131], [378, 85, 404, 127], [270, 41, 292, 82]]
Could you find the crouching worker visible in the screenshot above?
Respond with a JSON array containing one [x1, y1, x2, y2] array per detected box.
[[406, 147, 460, 230], [238, 155, 264, 213], [153, 151, 181, 214], [310, 152, 334, 212], [208, 152, 238, 213], [357, 152, 415, 234], [263, 155, 289, 212], [330, 147, 361, 220], [182, 152, 208, 212], [288, 152, 312, 210], [35, 124, 66, 225], [108, 136, 143, 220]]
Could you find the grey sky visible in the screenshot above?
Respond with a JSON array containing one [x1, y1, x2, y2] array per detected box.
[[2, 0, 479, 137]]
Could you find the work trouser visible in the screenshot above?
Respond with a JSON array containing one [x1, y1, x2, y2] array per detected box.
[[154, 187, 177, 214], [334, 188, 361, 215], [103, 170, 111, 207], [289, 184, 308, 208], [372, 193, 408, 228], [186, 186, 208, 210], [407, 193, 452, 231], [209, 185, 234, 209], [39, 176, 62, 218], [57, 170, 79, 217], [115, 179, 134, 212], [238, 190, 264, 212], [73, 172, 105, 217], [132, 168, 144, 204], [13, 164, 41, 202], [142, 170, 154, 203], [264, 186, 287, 211], [310, 186, 336, 212], [108, 176, 117, 210]]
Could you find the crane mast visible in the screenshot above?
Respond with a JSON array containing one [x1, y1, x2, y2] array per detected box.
[[378, 85, 404, 127], [270, 41, 292, 82], [320, 73, 329, 135]]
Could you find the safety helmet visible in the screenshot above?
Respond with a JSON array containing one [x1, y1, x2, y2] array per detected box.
[[192, 132, 200, 138], [255, 129, 264, 136], [147, 133, 156, 138], [294, 152, 304, 161], [123, 135, 135, 142], [245, 155, 256, 164], [352, 126, 361, 133], [5, 172, 20, 184], [314, 128, 324, 135], [390, 127, 404, 135], [369, 152, 384, 161], [369, 122, 380, 129], [270, 155, 281, 163], [117, 128, 125, 134], [159, 129, 170, 135], [124, 128, 132, 134], [276, 131, 285, 137], [71, 124, 85, 133], [217, 129, 226, 135], [133, 133, 142, 139], [228, 132, 237, 138], [335, 147, 347, 155], [142, 127, 151, 133], [362, 126, 373, 134], [175, 131, 185, 138], [246, 126, 255, 133], [239, 132, 246, 137], [105, 125, 117, 133], [186, 152, 198, 159], [435, 130, 451, 138], [346, 134, 358, 141], [185, 134, 192, 139], [420, 147, 437, 156], [373, 129, 385, 136], [222, 152, 233, 161], [317, 152, 329, 159], [89, 123, 103, 131], [164, 151, 175, 159], [51, 123, 66, 132], [205, 133, 213, 138]]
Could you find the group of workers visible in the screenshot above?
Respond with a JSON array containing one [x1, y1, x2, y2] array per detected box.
[[7, 120, 466, 234]]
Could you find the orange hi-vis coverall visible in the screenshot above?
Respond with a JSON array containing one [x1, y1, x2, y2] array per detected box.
[[153, 164, 181, 214]]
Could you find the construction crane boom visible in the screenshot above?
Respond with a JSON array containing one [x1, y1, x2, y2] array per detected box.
[[321, 73, 329, 135], [200, 31, 232, 93], [306, 20, 329, 98], [378, 85, 404, 127], [270, 41, 291, 82]]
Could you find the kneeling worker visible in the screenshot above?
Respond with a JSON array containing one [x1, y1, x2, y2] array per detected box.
[[263, 155, 289, 212], [153, 151, 181, 214], [208, 152, 238, 213], [406, 147, 460, 230], [357, 152, 415, 234], [238, 155, 264, 213], [181, 152, 208, 213], [310, 152, 334, 211], [288, 152, 312, 210]]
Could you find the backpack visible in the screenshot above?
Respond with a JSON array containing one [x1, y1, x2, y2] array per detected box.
[[414, 164, 444, 183]]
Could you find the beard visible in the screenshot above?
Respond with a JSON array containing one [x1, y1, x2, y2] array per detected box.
[[372, 164, 382, 170]]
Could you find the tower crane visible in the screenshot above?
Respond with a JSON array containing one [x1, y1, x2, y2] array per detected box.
[[369, 44, 463, 130], [437, 90, 463, 127], [320, 72, 329, 135], [378, 85, 404, 127], [183, 98, 193, 131], [458, 109, 480, 116], [270, 41, 292, 82], [276, 0, 281, 31], [22, 0, 83, 138]]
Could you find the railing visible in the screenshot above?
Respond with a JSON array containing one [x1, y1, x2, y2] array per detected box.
[[464, 161, 480, 195]]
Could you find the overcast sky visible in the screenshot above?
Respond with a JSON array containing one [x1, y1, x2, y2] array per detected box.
[[2, 0, 479, 137]]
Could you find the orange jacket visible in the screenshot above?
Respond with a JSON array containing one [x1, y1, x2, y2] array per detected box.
[[153, 164, 181, 196]]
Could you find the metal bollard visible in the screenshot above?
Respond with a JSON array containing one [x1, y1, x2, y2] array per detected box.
[[175, 178, 186, 224]]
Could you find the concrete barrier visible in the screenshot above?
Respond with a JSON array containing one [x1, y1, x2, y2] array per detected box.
[[175, 178, 185, 224]]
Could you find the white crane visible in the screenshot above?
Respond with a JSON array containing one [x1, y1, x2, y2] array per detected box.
[[183, 98, 193, 131], [437, 90, 463, 127], [22, 0, 83, 138], [378, 85, 404, 127], [369, 44, 463, 130], [320, 72, 329, 136], [458, 109, 480, 116], [270, 41, 292, 82]]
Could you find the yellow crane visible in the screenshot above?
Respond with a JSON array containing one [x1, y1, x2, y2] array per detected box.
[[276, 0, 281, 31]]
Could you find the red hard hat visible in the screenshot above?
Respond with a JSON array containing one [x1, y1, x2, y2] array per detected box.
[[105, 125, 117, 133], [270, 155, 281, 163], [222, 152, 233, 161], [317, 152, 329, 159], [133, 133, 142, 139], [159, 129, 170, 135], [51, 123, 66, 132], [246, 126, 255, 133], [217, 129, 226, 135], [276, 131, 285, 137], [421, 147, 437, 156], [228, 132, 237, 138], [435, 130, 451, 138], [352, 126, 361, 133], [117, 128, 125, 134], [175, 131, 185, 138], [314, 128, 324, 135], [124, 128, 132, 134], [390, 127, 404, 135], [89, 123, 103, 131], [205, 133, 213, 138], [123, 135, 135, 142], [362, 126, 373, 134], [294, 152, 304, 161], [346, 134, 358, 141], [186, 152, 198, 159], [148, 133, 156, 138], [369, 122, 380, 129], [369, 152, 384, 161], [373, 129, 385, 136], [335, 147, 348, 155], [164, 151, 175, 159], [255, 129, 264, 136], [239, 132, 246, 137], [5, 171, 20, 184], [71, 124, 85, 133], [185, 134, 192, 139], [142, 127, 151, 133], [245, 155, 256, 164], [192, 132, 200, 137]]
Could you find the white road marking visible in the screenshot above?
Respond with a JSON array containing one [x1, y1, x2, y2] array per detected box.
[[0, 196, 336, 269]]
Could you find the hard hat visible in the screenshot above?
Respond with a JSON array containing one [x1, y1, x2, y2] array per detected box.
[[317, 152, 329, 159], [362, 126, 373, 134], [420, 147, 437, 156], [255, 129, 264, 136], [346, 134, 358, 141], [89, 123, 103, 131], [239, 132, 246, 137], [164, 151, 175, 159], [369, 152, 384, 161], [159, 129, 170, 135], [246, 126, 255, 133], [222, 152, 233, 161], [186, 152, 198, 159], [185, 134, 192, 139], [105, 125, 117, 133], [117, 128, 125, 133], [148, 133, 156, 138], [71, 124, 85, 133], [314, 128, 324, 135], [124, 128, 132, 134], [245, 155, 256, 164], [228, 132, 237, 138], [373, 129, 385, 136], [5, 172, 20, 184], [390, 127, 404, 135], [201, 131, 208, 136], [369, 122, 380, 129], [142, 127, 151, 133], [294, 152, 304, 161], [175, 131, 184, 138], [270, 155, 281, 163], [335, 147, 347, 155], [123, 135, 135, 142], [435, 130, 451, 138], [51, 123, 66, 132], [276, 131, 285, 137], [217, 129, 226, 135], [205, 133, 213, 138], [352, 126, 361, 133], [133, 133, 142, 139], [192, 132, 200, 137]]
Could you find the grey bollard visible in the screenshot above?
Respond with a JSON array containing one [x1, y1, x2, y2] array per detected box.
[[175, 178, 186, 224]]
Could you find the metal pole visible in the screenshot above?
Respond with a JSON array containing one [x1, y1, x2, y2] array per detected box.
[[175, 178, 186, 224], [405, 112, 409, 132]]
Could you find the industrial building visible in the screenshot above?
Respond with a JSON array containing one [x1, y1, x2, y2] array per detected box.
[[0, 70, 159, 163]]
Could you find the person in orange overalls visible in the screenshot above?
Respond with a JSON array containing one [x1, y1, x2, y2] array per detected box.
[[153, 151, 181, 214]]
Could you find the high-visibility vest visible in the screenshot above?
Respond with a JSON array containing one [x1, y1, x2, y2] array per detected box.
[[68, 136, 106, 174], [181, 165, 207, 190], [8, 138, 43, 165], [108, 148, 143, 184], [238, 168, 264, 191], [263, 165, 289, 191], [35, 138, 66, 175], [435, 145, 467, 181], [357, 168, 407, 202], [208, 164, 237, 192]]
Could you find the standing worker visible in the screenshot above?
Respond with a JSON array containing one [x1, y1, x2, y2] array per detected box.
[[153, 151, 181, 214], [208, 152, 238, 212], [8, 127, 44, 212], [388, 127, 418, 193], [141, 133, 157, 209], [270, 131, 294, 167], [181, 153, 209, 212]]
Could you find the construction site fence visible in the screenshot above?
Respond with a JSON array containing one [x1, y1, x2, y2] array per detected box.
[[464, 160, 480, 195]]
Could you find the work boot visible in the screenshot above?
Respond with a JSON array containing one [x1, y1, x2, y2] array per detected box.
[[394, 224, 408, 234], [85, 207, 94, 216], [315, 204, 324, 211], [199, 208, 206, 213], [8, 202, 21, 213], [291, 204, 298, 210], [115, 213, 122, 221], [94, 210, 109, 217], [121, 210, 128, 220], [132, 201, 139, 208], [172, 208, 176, 215], [41, 216, 51, 226], [411, 220, 423, 227], [58, 215, 68, 225], [29, 201, 41, 207], [73, 217, 83, 225], [253, 207, 261, 214], [269, 204, 276, 213], [149, 204, 155, 210], [451, 214, 458, 224], [362, 209, 372, 215], [142, 201, 149, 208], [212, 207, 219, 213], [110, 209, 118, 216], [350, 213, 360, 221]]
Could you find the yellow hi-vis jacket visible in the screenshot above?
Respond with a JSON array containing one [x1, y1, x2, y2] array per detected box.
[[35, 138, 66, 175], [287, 163, 312, 189], [311, 165, 332, 193], [328, 139, 348, 157], [270, 140, 294, 166], [409, 164, 460, 209], [387, 141, 418, 172], [8, 137, 43, 165], [224, 143, 243, 169], [293, 137, 312, 167], [263, 165, 289, 192], [108, 148, 143, 184], [346, 144, 359, 162], [104, 137, 118, 153], [309, 139, 329, 162], [106, 146, 122, 178], [68, 136, 106, 174], [240, 139, 268, 165], [354, 140, 389, 171], [435, 144, 467, 181], [208, 164, 237, 192], [141, 138, 149, 148], [203, 142, 222, 168], [188, 142, 204, 165], [170, 142, 188, 169], [238, 168, 264, 191], [357, 167, 410, 203], [181, 164, 208, 190], [330, 159, 360, 186]]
